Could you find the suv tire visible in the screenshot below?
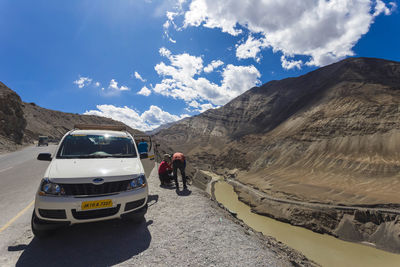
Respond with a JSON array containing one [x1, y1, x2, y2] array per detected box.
[[31, 212, 51, 238]]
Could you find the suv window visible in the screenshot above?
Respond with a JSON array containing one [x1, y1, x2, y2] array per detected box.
[[56, 134, 137, 158]]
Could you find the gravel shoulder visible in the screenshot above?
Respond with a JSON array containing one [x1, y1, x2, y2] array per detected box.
[[122, 164, 297, 266]]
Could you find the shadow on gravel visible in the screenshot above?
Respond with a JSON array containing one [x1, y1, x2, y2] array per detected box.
[[159, 184, 176, 190], [148, 194, 159, 207], [13, 219, 152, 267], [177, 188, 192, 197]]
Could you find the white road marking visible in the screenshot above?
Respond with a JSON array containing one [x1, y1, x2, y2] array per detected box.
[[0, 166, 13, 173]]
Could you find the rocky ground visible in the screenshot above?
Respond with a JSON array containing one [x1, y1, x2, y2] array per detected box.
[[122, 165, 315, 266]]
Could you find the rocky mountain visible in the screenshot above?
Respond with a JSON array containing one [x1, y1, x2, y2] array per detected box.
[[146, 121, 182, 135], [156, 57, 400, 205], [0, 82, 142, 153], [0, 82, 27, 151]]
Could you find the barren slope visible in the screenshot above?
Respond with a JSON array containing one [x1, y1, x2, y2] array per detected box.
[[22, 102, 142, 142], [156, 57, 400, 205], [0, 82, 26, 152]]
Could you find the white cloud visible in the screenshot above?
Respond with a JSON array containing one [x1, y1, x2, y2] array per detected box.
[[84, 104, 188, 131], [188, 100, 200, 108], [159, 47, 172, 57], [197, 103, 215, 113], [181, 0, 396, 67], [134, 71, 146, 82], [186, 101, 217, 113], [204, 60, 224, 73], [138, 86, 152, 96], [73, 76, 92, 88], [94, 82, 101, 87], [374, 0, 397, 16], [153, 48, 261, 105], [236, 35, 268, 62], [163, 11, 181, 43], [109, 79, 130, 91], [281, 55, 303, 70]]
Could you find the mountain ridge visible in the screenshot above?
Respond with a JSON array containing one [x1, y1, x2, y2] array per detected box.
[[156, 57, 400, 205]]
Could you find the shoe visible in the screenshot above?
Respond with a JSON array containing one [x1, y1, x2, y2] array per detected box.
[[183, 186, 187, 190]]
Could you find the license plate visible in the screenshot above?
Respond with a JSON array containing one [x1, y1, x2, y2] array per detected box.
[[81, 199, 113, 210]]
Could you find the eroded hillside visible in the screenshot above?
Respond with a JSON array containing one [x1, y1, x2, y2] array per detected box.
[[0, 82, 26, 152], [156, 57, 400, 205]]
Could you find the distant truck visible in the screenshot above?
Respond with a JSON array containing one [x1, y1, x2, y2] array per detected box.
[[38, 136, 49, 146]]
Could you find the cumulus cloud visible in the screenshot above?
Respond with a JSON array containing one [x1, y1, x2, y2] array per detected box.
[[374, 0, 397, 15], [236, 35, 268, 62], [73, 76, 92, 88], [138, 86, 152, 96], [181, 0, 396, 67], [281, 56, 303, 70], [134, 71, 146, 82], [109, 79, 129, 91], [204, 60, 224, 73], [186, 100, 217, 113], [153, 48, 260, 105], [94, 82, 101, 87], [84, 104, 188, 131]]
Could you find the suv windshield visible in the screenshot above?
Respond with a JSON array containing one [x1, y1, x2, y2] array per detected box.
[[57, 134, 137, 159]]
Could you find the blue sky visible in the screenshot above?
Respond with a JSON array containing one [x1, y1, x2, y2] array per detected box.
[[1, 0, 399, 131]]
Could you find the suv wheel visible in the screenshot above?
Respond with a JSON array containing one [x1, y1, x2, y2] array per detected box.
[[123, 204, 147, 224], [31, 212, 51, 238]]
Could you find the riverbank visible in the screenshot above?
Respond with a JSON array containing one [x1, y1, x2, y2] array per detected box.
[[212, 180, 400, 267], [223, 178, 400, 254]]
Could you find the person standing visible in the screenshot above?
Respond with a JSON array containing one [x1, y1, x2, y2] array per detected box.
[[158, 154, 173, 186], [137, 138, 148, 158], [172, 152, 186, 190]]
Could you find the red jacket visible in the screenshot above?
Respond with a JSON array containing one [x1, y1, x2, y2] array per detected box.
[[172, 152, 185, 162], [158, 161, 172, 174]]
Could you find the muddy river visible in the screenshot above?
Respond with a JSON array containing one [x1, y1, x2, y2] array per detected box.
[[214, 181, 400, 267]]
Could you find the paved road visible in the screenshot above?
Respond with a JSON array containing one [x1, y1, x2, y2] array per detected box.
[[0, 145, 156, 266]]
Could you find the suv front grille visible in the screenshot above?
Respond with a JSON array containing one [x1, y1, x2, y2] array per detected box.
[[72, 205, 121, 220], [39, 209, 67, 219], [124, 198, 146, 211], [59, 180, 130, 196]]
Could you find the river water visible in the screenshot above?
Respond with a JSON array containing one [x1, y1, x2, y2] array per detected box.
[[214, 181, 400, 267]]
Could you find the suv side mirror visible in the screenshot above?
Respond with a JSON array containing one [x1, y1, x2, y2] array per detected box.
[[37, 153, 52, 161]]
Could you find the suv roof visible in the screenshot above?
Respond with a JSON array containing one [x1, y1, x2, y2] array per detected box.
[[74, 124, 126, 131], [69, 129, 129, 137]]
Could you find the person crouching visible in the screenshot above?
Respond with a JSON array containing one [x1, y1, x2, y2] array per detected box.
[[158, 154, 173, 186]]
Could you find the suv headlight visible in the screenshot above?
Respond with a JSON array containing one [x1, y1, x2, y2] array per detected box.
[[39, 178, 65, 196], [127, 174, 146, 190]]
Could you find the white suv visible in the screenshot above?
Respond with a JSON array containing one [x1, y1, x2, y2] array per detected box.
[[32, 125, 149, 237]]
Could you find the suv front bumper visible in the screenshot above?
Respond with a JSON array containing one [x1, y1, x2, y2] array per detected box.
[[34, 186, 148, 225]]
